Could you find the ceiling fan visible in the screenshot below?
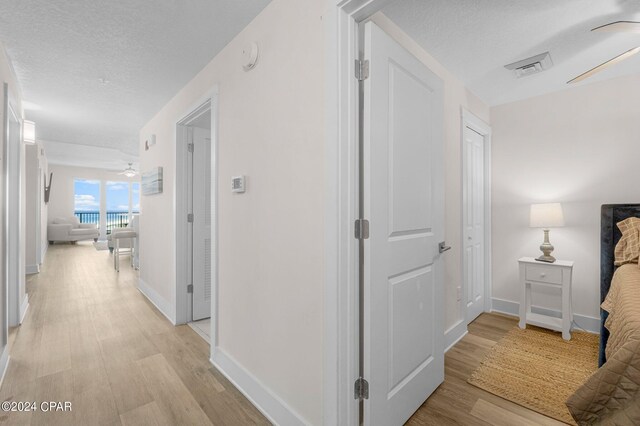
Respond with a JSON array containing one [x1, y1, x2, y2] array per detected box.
[[118, 163, 138, 178], [568, 21, 640, 84]]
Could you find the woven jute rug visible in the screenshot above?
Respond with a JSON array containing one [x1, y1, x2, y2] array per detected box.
[[468, 326, 599, 425]]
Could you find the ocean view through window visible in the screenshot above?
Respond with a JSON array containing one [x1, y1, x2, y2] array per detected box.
[[74, 178, 101, 227], [74, 178, 140, 235]]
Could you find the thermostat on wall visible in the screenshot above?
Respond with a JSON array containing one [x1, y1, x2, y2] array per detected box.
[[232, 176, 246, 193]]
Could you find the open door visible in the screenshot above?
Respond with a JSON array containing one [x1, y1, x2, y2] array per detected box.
[[463, 124, 486, 323], [191, 125, 212, 321], [363, 22, 445, 425]]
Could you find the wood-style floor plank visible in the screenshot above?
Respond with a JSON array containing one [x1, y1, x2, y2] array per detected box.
[[407, 312, 566, 425], [0, 242, 266, 426], [2, 242, 570, 425]]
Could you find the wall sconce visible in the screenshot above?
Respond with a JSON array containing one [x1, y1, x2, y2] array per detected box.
[[23, 120, 36, 144]]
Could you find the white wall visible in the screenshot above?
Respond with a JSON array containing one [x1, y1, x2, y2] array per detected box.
[[491, 73, 640, 328], [371, 13, 491, 335], [25, 142, 48, 273], [25, 144, 38, 271], [40, 152, 49, 261], [139, 0, 325, 423]]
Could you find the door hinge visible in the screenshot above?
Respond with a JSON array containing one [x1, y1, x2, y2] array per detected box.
[[187, 213, 194, 223], [354, 219, 369, 240], [355, 59, 369, 81], [188, 143, 194, 153], [187, 284, 193, 294], [354, 377, 369, 400]]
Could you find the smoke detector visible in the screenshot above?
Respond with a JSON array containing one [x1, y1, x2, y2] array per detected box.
[[504, 52, 553, 78]]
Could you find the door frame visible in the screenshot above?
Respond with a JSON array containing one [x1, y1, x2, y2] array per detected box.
[[175, 87, 218, 346], [35, 161, 42, 266], [4, 84, 24, 327], [324, 1, 396, 425], [460, 108, 492, 323]]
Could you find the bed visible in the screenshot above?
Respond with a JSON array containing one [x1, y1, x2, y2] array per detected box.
[[566, 204, 640, 424]]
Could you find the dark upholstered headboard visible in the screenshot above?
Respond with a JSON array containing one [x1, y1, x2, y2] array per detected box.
[[600, 204, 640, 366]]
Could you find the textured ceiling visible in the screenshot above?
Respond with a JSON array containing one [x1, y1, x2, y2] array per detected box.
[[0, 0, 270, 162], [382, 0, 640, 106]]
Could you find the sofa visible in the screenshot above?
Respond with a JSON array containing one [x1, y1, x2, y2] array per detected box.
[[48, 217, 99, 244]]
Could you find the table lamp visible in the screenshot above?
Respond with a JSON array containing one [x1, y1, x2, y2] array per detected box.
[[530, 203, 565, 263]]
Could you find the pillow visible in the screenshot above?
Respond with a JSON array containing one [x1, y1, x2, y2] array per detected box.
[[614, 217, 640, 266]]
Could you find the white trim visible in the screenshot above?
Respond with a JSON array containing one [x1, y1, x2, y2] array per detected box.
[[211, 348, 309, 426], [491, 297, 600, 334], [444, 319, 468, 352], [40, 241, 48, 263], [5, 86, 22, 328], [19, 295, 28, 324], [325, 2, 410, 424], [324, 3, 358, 425], [0, 348, 10, 390], [174, 88, 218, 328], [25, 264, 39, 274], [138, 278, 176, 325], [460, 108, 493, 325]]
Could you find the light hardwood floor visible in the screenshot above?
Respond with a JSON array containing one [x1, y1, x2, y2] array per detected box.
[[1, 243, 565, 425], [407, 313, 565, 426], [0, 242, 268, 425]]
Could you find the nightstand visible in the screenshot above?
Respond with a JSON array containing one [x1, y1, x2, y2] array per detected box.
[[518, 257, 574, 340]]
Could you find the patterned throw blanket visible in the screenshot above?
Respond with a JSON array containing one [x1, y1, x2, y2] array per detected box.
[[566, 264, 640, 424]]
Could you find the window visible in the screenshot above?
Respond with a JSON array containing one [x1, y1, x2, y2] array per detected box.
[[106, 181, 130, 233], [74, 179, 100, 226]]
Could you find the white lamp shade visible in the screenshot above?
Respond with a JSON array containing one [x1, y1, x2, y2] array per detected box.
[[530, 203, 565, 228], [23, 120, 35, 144]]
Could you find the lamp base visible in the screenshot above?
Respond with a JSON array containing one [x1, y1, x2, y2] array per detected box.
[[537, 229, 556, 263]]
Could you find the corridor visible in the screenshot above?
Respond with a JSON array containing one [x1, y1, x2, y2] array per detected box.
[[0, 243, 267, 425]]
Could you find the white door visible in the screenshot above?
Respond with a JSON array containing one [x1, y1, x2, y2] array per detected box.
[[191, 126, 212, 321], [463, 125, 485, 323], [363, 22, 445, 426]]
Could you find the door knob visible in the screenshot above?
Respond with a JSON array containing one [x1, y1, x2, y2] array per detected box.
[[439, 241, 451, 253]]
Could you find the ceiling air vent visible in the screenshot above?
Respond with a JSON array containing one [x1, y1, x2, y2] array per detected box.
[[504, 52, 553, 78]]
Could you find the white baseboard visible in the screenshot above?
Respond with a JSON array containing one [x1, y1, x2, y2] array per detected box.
[[211, 348, 308, 426], [138, 278, 176, 325], [444, 319, 468, 352], [40, 242, 48, 262], [0, 346, 10, 390], [26, 264, 39, 275], [491, 297, 600, 334], [19, 296, 29, 324]]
